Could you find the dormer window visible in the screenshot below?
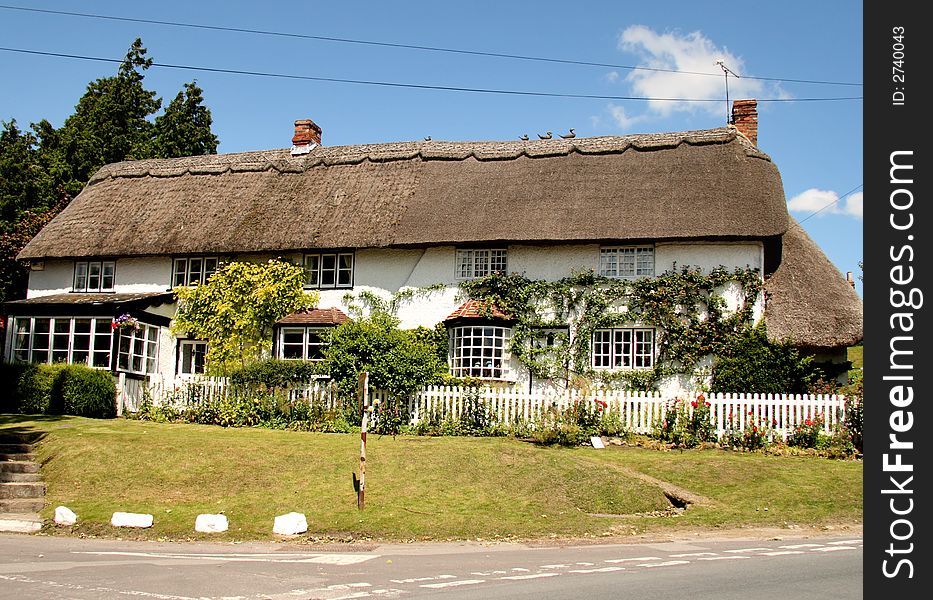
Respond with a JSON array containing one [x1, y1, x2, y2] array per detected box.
[[599, 246, 654, 278], [74, 260, 115, 292]]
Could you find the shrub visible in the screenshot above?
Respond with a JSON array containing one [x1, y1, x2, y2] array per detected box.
[[229, 358, 323, 388], [786, 413, 825, 449], [653, 395, 713, 448], [712, 325, 818, 393], [48, 365, 117, 418], [1, 362, 70, 414], [723, 410, 773, 451]]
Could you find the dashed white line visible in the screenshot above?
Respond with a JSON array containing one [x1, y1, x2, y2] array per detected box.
[[698, 556, 750, 561], [568, 566, 626, 574], [759, 550, 805, 556], [575, 562, 595, 566], [390, 575, 455, 584], [420, 579, 486, 589], [828, 539, 863, 545], [501, 573, 561, 581], [811, 546, 858, 552], [605, 556, 662, 564], [639, 560, 690, 568], [540, 564, 570, 569], [510, 567, 531, 572], [779, 543, 823, 549], [670, 552, 716, 558], [723, 547, 770, 553]]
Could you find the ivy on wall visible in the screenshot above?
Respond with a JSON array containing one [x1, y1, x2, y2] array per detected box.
[[459, 266, 763, 390]]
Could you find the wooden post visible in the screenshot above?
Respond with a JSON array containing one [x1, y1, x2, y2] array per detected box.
[[357, 372, 369, 510]]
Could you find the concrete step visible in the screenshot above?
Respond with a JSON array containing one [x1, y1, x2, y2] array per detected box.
[[0, 472, 42, 483], [0, 443, 34, 454], [0, 482, 47, 499], [0, 452, 37, 462], [0, 512, 43, 533], [0, 498, 44, 513], [0, 432, 43, 445], [0, 461, 39, 474]]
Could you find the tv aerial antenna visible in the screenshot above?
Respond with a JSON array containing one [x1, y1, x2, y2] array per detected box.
[[716, 60, 741, 124]]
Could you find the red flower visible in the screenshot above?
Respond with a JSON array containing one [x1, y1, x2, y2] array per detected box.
[[804, 418, 812, 427], [705, 402, 711, 407], [691, 400, 698, 408], [752, 425, 758, 433], [697, 394, 706, 403]]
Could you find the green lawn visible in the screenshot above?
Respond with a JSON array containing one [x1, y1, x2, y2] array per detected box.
[[848, 344, 864, 370], [2, 415, 862, 541]]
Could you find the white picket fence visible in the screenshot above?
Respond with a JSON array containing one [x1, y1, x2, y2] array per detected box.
[[125, 376, 853, 439]]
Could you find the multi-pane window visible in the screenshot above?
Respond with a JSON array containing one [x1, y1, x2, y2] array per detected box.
[[117, 324, 160, 374], [592, 328, 655, 369], [178, 340, 208, 375], [303, 252, 354, 289], [449, 325, 511, 379], [278, 327, 328, 361], [73, 261, 115, 292], [598, 247, 654, 278], [10, 317, 111, 368], [172, 257, 219, 287], [455, 249, 507, 279]]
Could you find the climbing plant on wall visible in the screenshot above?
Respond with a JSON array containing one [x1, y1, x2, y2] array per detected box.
[[459, 266, 763, 390]]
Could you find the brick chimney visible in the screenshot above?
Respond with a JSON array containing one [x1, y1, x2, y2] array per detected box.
[[731, 99, 758, 146], [291, 119, 322, 155]]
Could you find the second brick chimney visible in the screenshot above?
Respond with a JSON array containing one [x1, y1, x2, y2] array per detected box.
[[731, 99, 758, 146], [291, 119, 322, 155]]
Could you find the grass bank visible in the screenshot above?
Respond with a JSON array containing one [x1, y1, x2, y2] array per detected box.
[[2, 415, 861, 541]]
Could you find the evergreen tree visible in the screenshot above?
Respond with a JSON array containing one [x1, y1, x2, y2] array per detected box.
[[0, 120, 58, 227], [151, 81, 219, 158]]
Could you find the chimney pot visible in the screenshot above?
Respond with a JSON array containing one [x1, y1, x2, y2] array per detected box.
[[291, 119, 322, 155], [846, 271, 855, 288], [731, 99, 758, 146]]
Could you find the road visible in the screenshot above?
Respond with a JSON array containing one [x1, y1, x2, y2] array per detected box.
[[0, 532, 862, 599]]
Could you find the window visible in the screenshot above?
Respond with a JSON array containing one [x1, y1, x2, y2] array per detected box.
[[172, 257, 219, 287], [455, 249, 507, 279], [449, 325, 511, 379], [117, 324, 160, 374], [592, 328, 655, 369], [598, 246, 654, 278], [9, 316, 112, 368], [278, 327, 328, 361], [178, 340, 208, 375], [303, 252, 354, 289], [73, 260, 115, 292]]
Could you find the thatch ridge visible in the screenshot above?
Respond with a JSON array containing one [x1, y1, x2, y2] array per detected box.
[[763, 220, 863, 348]]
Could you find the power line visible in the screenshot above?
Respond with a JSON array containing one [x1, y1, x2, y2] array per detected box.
[[797, 184, 863, 223], [0, 4, 863, 88], [0, 47, 867, 104]]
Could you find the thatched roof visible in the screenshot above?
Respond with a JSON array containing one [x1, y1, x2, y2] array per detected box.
[[18, 127, 788, 260], [763, 220, 862, 349]]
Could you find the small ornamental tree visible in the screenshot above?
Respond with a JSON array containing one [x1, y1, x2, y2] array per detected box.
[[172, 260, 318, 374]]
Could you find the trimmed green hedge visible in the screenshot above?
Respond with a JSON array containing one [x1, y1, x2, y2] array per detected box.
[[0, 363, 116, 418]]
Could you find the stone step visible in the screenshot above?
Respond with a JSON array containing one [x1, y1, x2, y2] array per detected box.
[[0, 482, 47, 499], [0, 432, 43, 445], [0, 512, 43, 533], [0, 498, 44, 513], [0, 443, 34, 454], [0, 472, 41, 483], [0, 461, 39, 474], [0, 452, 37, 462]]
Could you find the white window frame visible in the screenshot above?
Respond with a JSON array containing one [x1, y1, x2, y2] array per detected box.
[[598, 246, 654, 278], [449, 325, 511, 380], [73, 260, 116, 292], [177, 340, 208, 375], [455, 249, 508, 280], [9, 316, 112, 368], [277, 327, 329, 361], [303, 252, 354, 289], [592, 327, 655, 370], [117, 324, 160, 375], [172, 257, 219, 287]]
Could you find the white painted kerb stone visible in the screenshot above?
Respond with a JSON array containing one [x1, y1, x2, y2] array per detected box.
[[273, 512, 307, 536], [111, 512, 153, 528], [54, 506, 77, 526], [195, 513, 229, 533]]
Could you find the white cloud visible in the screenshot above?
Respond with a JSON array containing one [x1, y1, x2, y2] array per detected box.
[[607, 103, 643, 130], [788, 189, 863, 220], [616, 25, 771, 117], [605, 71, 620, 83]]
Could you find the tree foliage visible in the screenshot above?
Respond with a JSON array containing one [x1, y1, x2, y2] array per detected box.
[[172, 260, 318, 374], [710, 324, 817, 393], [151, 81, 219, 158]]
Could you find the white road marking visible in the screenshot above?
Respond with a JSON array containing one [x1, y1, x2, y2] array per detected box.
[[569, 566, 626, 574], [670, 552, 716, 558], [540, 564, 570, 569], [639, 560, 690, 568], [0, 573, 198, 599], [575, 562, 595, 566], [390, 575, 455, 584], [605, 556, 661, 563], [698, 556, 750, 561], [723, 547, 769, 553], [811, 546, 858, 552], [759, 550, 805, 556], [420, 579, 485, 589], [501, 573, 561, 580], [510, 567, 531, 572], [779, 544, 823, 549], [828, 539, 863, 545], [74, 551, 377, 566], [329, 593, 371, 600]]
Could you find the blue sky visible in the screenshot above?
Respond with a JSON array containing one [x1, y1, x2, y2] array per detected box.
[[0, 1, 863, 295]]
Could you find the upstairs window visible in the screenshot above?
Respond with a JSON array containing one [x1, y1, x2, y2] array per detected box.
[[599, 246, 654, 278], [74, 261, 115, 292], [592, 328, 655, 370], [172, 257, 219, 287], [304, 252, 354, 289], [455, 249, 507, 279]]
